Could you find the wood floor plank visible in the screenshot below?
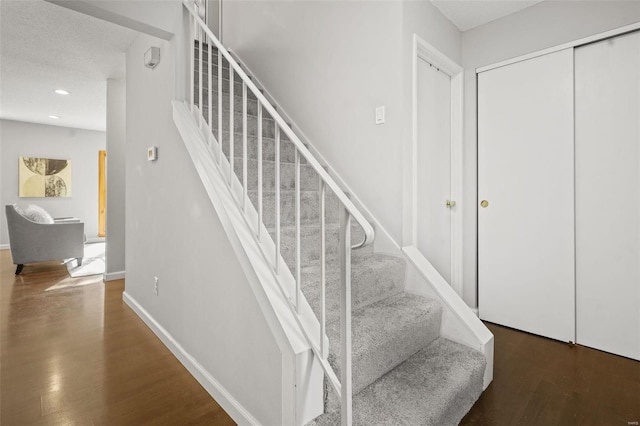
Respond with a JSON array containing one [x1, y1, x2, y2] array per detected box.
[[0, 250, 236, 425], [4, 249, 638, 425], [462, 322, 640, 426]]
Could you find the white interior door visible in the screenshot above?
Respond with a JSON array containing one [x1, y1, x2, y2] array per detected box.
[[575, 31, 640, 361], [478, 49, 576, 342], [416, 57, 452, 282]]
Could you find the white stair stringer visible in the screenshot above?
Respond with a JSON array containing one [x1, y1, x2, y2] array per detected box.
[[172, 100, 325, 425]]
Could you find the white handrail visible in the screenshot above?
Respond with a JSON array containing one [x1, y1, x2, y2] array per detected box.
[[183, 0, 374, 249]]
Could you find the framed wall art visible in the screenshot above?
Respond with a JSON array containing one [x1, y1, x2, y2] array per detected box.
[[19, 156, 72, 197]]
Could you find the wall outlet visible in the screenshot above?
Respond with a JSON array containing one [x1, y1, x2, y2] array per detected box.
[[154, 276, 159, 296]]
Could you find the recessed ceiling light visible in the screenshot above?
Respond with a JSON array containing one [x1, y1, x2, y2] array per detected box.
[[54, 89, 69, 95], [48, 115, 60, 119]]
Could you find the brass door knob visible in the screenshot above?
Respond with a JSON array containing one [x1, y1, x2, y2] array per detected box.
[[481, 200, 489, 208], [446, 200, 456, 208]]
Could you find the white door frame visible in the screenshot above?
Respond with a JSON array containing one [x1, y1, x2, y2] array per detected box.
[[406, 34, 464, 296]]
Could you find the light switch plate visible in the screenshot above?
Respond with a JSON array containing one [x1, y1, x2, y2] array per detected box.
[[375, 106, 385, 125]]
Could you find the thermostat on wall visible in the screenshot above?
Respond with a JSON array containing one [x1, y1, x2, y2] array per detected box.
[[147, 146, 158, 161]]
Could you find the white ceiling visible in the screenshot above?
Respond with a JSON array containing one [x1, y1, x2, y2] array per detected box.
[[0, 0, 138, 132], [431, 0, 546, 31], [0, 0, 545, 132]]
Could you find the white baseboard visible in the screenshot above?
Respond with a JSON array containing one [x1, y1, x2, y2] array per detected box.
[[472, 307, 479, 317], [0, 244, 9, 250], [122, 291, 259, 425], [104, 271, 125, 281], [86, 237, 105, 244]]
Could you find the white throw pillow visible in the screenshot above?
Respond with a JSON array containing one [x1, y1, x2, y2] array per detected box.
[[13, 204, 25, 217], [23, 204, 55, 224]]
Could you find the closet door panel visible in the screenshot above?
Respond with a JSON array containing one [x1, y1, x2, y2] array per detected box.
[[575, 31, 640, 360], [478, 48, 575, 342]]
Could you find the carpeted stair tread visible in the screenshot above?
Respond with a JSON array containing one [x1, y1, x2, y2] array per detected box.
[[326, 293, 442, 397], [247, 189, 340, 227], [273, 223, 370, 266], [206, 109, 279, 138], [300, 251, 404, 320], [311, 338, 485, 426], [349, 337, 485, 426], [201, 91, 260, 116], [234, 157, 318, 192], [221, 132, 300, 164]]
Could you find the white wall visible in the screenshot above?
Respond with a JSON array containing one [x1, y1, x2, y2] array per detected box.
[[461, 1, 640, 307], [106, 78, 126, 277], [222, 0, 461, 253], [124, 30, 284, 424], [0, 119, 105, 246], [223, 0, 405, 241]]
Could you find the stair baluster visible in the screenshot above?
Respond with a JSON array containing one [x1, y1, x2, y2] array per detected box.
[[339, 207, 353, 425], [198, 27, 202, 126], [217, 44, 222, 165], [257, 102, 263, 240], [229, 67, 234, 183], [320, 180, 327, 359], [207, 35, 212, 145], [275, 125, 281, 272], [294, 148, 302, 314], [242, 81, 248, 211]]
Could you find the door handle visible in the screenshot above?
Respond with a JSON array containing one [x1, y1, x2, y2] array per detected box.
[[481, 200, 489, 208], [446, 200, 456, 208]]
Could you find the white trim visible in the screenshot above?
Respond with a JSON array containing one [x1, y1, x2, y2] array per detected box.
[[123, 292, 261, 425], [0, 244, 9, 250], [86, 237, 105, 244], [408, 34, 464, 296], [477, 22, 640, 73], [403, 245, 493, 389], [104, 271, 125, 281]]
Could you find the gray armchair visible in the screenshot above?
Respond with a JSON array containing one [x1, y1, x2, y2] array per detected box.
[[5, 205, 84, 274]]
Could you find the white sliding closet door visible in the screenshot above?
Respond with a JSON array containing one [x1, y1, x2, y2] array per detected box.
[[478, 49, 576, 342], [575, 31, 640, 361]]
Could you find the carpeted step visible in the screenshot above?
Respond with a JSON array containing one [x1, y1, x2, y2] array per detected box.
[[300, 251, 404, 322], [221, 132, 300, 165], [247, 189, 340, 227], [203, 91, 260, 116], [205, 103, 292, 137], [193, 46, 231, 71], [326, 293, 442, 399], [200, 107, 277, 138], [234, 158, 318, 192], [310, 338, 486, 426], [193, 76, 251, 103], [196, 87, 262, 116], [273, 223, 369, 267]]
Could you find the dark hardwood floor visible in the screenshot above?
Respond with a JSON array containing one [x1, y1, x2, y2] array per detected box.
[[461, 322, 640, 426], [2, 250, 638, 425], [0, 250, 235, 425]]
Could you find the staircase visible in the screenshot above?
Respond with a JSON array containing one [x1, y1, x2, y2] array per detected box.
[[188, 40, 486, 424]]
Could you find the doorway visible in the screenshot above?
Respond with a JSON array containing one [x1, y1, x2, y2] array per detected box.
[[407, 34, 463, 295], [98, 150, 106, 237]]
